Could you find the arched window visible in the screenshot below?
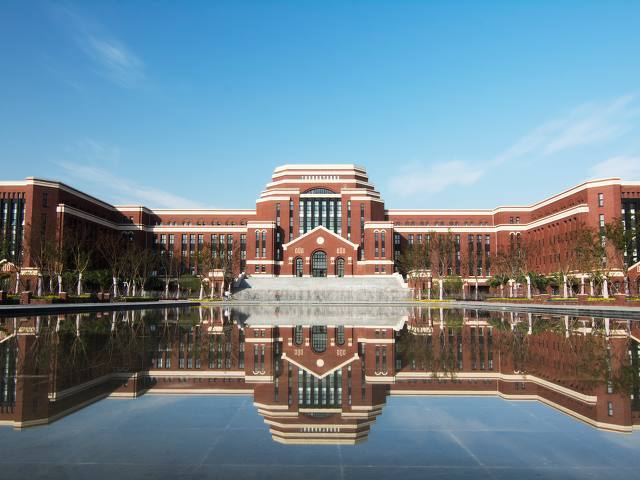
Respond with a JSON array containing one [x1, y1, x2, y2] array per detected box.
[[311, 326, 327, 353], [312, 251, 327, 277], [336, 257, 345, 277], [295, 257, 304, 277], [374, 231, 379, 258], [303, 188, 335, 194]]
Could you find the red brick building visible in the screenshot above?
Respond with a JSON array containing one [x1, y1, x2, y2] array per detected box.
[[1, 165, 639, 290]]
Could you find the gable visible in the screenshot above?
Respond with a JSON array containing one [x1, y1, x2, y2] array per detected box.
[[282, 226, 359, 251]]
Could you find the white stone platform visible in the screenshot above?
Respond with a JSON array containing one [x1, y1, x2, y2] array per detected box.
[[232, 275, 410, 303]]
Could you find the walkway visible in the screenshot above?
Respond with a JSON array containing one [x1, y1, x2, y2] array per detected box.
[[0, 300, 199, 316]]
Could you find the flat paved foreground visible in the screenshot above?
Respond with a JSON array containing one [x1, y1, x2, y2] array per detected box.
[[1, 395, 639, 479]]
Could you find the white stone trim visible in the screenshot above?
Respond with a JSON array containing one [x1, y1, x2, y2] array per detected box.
[[281, 352, 359, 380], [255, 196, 291, 203], [151, 209, 255, 215], [388, 178, 622, 215], [246, 222, 277, 228], [394, 205, 589, 233], [281, 225, 360, 250], [364, 223, 394, 229]]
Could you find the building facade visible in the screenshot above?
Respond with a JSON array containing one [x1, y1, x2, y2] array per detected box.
[[1, 164, 639, 289]]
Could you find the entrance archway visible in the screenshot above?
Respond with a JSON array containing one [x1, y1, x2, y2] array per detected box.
[[335, 257, 345, 277], [311, 251, 327, 277]]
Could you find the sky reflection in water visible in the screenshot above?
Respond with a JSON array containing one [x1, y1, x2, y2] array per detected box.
[[1, 305, 640, 479]]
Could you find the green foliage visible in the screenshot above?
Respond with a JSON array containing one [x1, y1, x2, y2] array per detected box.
[[177, 275, 200, 291], [488, 274, 509, 288], [443, 276, 462, 295], [528, 271, 549, 292], [144, 276, 165, 291], [84, 269, 112, 293]]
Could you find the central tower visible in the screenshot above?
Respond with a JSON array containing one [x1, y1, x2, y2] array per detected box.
[[246, 164, 394, 276]]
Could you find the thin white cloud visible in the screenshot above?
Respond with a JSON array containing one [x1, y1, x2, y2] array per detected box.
[[55, 160, 204, 209], [389, 160, 484, 198], [388, 95, 638, 201], [49, 4, 145, 88], [589, 155, 640, 180], [493, 94, 638, 165], [52, 139, 203, 209]]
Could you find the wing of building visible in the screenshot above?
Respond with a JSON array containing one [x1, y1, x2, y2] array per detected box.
[[1, 164, 640, 290]]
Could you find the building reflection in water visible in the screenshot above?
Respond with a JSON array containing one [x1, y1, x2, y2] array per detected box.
[[1, 306, 639, 444]]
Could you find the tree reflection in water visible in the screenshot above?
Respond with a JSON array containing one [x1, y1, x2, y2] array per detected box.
[[0, 305, 639, 439]]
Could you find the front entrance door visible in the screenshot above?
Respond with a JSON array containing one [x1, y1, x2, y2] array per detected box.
[[336, 257, 345, 277], [295, 257, 303, 277], [311, 251, 327, 277]]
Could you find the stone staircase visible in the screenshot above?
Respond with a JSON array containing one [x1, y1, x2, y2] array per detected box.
[[232, 274, 410, 303]]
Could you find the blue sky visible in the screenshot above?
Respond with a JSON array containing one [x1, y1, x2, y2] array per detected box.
[[1, 1, 640, 209]]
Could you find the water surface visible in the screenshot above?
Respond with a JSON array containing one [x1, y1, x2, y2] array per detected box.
[[1, 305, 639, 479]]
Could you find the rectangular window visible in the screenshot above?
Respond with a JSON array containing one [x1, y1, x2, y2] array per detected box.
[[608, 401, 614, 416], [276, 203, 281, 226], [289, 200, 294, 240], [42, 191, 48, 208], [600, 214, 605, 228], [598, 193, 604, 207], [374, 231, 379, 258], [381, 231, 386, 257], [240, 234, 247, 261]]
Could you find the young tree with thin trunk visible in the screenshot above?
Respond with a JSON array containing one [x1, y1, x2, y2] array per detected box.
[[67, 229, 93, 296], [574, 223, 606, 296], [431, 231, 455, 300], [604, 218, 634, 295], [98, 233, 126, 298]]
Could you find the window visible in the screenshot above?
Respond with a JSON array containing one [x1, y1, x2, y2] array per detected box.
[[42, 192, 48, 208], [336, 325, 345, 345], [598, 193, 604, 207], [311, 326, 327, 353], [295, 257, 303, 277], [336, 257, 345, 277], [255, 231, 260, 258], [294, 325, 303, 345], [599, 214, 605, 228], [608, 401, 614, 416], [289, 200, 294, 240]]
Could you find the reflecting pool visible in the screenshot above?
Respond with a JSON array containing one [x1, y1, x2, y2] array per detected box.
[[1, 305, 640, 478]]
